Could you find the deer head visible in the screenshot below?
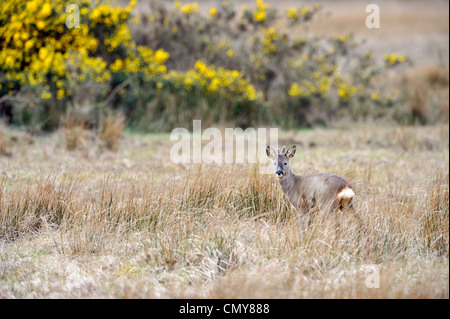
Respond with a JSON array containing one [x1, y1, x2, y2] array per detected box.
[[266, 145, 296, 180]]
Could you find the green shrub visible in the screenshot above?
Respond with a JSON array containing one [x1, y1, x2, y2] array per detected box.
[[0, 0, 415, 131]]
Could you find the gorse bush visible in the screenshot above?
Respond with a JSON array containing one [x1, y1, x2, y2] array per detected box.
[[0, 0, 164, 128], [1, 0, 138, 128], [116, 58, 266, 131], [0, 0, 264, 130], [133, 0, 413, 127], [0, 0, 414, 131]]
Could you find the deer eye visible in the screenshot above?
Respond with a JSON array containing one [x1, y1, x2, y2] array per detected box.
[[284, 163, 287, 165]]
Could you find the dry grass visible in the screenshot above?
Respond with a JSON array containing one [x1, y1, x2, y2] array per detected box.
[[61, 113, 125, 153], [62, 117, 87, 151], [0, 123, 448, 298], [397, 64, 450, 124], [97, 113, 124, 152], [0, 124, 13, 157]]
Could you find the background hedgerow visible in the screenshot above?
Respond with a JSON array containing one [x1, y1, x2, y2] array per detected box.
[[131, 0, 414, 128], [1, 0, 445, 131], [0, 0, 265, 131]]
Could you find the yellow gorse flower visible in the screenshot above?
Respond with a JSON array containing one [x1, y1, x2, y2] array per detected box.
[[383, 53, 408, 65], [252, 0, 269, 23], [39, 3, 52, 18], [181, 2, 198, 15], [154, 49, 170, 65], [0, 0, 153, 101], [336, 33, 351, 43], [162, 61, 264, 102], [286, 5, 317, 23], [253, 11, 267, 22], [182, 4, 192, 14], [287, 8, 299, 21]]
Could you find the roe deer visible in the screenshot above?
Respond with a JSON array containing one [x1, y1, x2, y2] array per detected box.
[[266, 145, 361, 226]]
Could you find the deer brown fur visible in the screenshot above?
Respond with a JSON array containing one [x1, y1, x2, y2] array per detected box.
[[267, 145, 360, 224]]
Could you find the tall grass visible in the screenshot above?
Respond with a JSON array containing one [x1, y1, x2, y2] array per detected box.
[[0, 123, 12, 157], [0, 124, 448, 298]]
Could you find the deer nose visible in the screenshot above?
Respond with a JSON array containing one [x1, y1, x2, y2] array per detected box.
[[276, 171, 283, 176]]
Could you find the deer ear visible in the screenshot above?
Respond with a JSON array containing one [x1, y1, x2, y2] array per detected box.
[[286, 145, 296, 158], [266, 146, 276, 159]]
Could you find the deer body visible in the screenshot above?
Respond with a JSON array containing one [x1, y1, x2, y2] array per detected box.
[[278, 171, 354, 215], [266, 145, 355, 218]]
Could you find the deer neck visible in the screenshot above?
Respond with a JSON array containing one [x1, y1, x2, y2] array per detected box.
[[278, 170, 297, 194]]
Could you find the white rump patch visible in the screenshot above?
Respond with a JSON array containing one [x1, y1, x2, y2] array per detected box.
[[337, 187, 355, 199]]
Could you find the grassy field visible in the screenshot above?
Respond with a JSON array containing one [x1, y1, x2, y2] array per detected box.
[[0, 123, 448, 298], [0, 0, 448, 299]]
